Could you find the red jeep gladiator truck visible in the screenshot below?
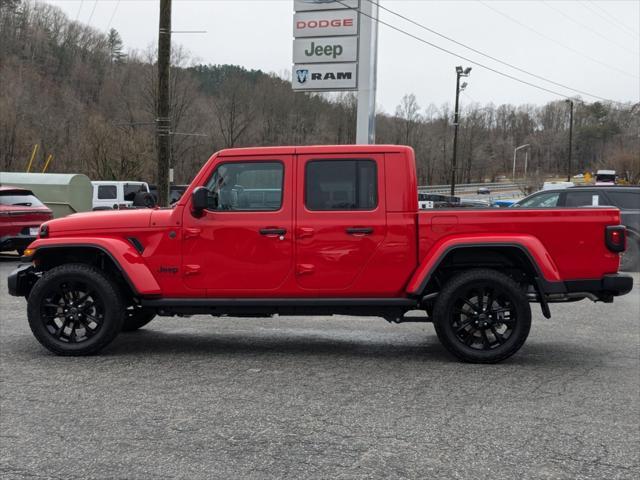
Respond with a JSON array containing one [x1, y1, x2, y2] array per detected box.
[[8, 145, 633, 363]]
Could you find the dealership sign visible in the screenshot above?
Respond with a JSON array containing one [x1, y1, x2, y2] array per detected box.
[[293, 10, 358, 37], [292, 63, 357, 90], [292, 0, 359, 92], [293, 36, 357, 63]]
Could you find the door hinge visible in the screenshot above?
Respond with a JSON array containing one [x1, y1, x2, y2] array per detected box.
[[184, 264, 201, 276], [297, 227, 314, 239], [184, 228, 201, 239], [296, 264, 315, 275]]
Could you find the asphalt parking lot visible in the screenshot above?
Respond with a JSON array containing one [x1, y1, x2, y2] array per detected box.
[[1, 255, 638, 480]]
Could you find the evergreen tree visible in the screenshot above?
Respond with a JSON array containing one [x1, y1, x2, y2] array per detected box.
[[107, 28, 126, 64]]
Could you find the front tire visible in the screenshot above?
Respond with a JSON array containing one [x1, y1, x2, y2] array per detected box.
[[27, 263, 125, 355], [433, 269, 532, 363]]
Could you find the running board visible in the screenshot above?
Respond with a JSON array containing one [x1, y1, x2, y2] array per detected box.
[[141, 297, 419, 318]]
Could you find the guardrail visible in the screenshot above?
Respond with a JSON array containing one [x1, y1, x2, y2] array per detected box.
[[418, 182, 525, 194]]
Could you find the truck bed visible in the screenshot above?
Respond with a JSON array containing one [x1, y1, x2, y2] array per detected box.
[[418, 207, 621, 281]]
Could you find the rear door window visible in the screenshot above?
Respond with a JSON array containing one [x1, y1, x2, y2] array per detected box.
[[305, 159, 377, 211], [564, 191, 604, 207], [97, 185, 117, 200], [605, 191, 640, 210]]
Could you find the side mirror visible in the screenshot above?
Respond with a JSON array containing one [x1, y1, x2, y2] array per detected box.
[[191, 187, 209, 216]]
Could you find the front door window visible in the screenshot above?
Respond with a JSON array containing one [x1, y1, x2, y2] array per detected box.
[[205, 162, 283, 211]]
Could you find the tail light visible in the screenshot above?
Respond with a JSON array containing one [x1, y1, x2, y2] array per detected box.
[[605, 225, 626, 253]]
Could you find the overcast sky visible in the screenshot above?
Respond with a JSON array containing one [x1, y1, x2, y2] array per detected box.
[[47, 0, 640, 113]]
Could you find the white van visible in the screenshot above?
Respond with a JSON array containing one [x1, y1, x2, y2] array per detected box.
[[595, 170, 616, 185], [92, 181, 151, 210], [542, 181, 574, 190]]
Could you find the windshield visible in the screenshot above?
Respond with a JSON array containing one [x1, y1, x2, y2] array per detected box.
[[514, 192, 560, 208], [0, 193, 46, 207]]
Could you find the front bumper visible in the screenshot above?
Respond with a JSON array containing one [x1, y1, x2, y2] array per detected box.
[[0, 234, 36, 253], [7, 264, 39, 298]]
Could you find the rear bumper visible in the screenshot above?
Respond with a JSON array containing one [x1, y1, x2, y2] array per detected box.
[[7, 264, 39, 297], [564, 274, 634, 297], [0, 234, 35, 253]]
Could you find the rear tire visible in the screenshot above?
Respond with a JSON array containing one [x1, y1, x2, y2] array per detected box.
[[27, 263, 125, 355], [433, 269, 531, 363], [122, 305, 155, 332]]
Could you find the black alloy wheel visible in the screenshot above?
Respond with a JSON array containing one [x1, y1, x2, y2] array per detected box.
[[433, 269, 532, 363], [40, 279, 104, 343], [451, 285, 515, 350], [27, 264, 124, 355]]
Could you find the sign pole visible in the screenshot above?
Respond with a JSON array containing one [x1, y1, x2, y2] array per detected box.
[[356, 0, 378, 144]]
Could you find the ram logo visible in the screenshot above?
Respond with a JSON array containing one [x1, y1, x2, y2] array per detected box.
[[311, 71, 352, 80], [296, 69, 309, 83]]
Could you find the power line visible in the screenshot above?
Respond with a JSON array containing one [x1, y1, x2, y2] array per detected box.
[[477, 0, 638, 80], [336, 1, 574, 101], [339, 0, 625, 103], [106, 0, 120, 32], [540, 0, 639, 55], [580, 0, 639, 40], [74, 0, 84, 22], [586, 0, 639, 39], [366, 0, 615, 102], [86, 0, 98, 26]]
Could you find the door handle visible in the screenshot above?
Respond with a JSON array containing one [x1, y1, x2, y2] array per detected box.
[[259, 228, 287, 236], [346, 227, 373, 235]]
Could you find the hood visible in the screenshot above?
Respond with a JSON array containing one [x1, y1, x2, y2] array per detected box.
[[45, 209, 153, 235]]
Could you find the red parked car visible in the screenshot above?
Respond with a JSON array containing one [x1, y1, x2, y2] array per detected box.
[[8, 146, 633, 362], [0, 186, 52, 256]]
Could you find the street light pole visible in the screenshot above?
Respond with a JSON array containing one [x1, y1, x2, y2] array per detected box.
[[512, 144, 530, 180], [565, 99, 574, 182], [450, 66, 471, 196]]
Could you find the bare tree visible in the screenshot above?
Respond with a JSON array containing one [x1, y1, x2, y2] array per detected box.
[[395, 93, 421, 145]]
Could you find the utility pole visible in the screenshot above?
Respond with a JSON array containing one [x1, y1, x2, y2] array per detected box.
[[565, 99, 574, 182], [450, 66, 471, 196], [157, 0, 172, 207]]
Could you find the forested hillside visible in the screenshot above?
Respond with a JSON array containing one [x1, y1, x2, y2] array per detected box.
[[1, 0, 638, 185]]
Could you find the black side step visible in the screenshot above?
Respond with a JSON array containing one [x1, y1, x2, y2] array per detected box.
[[141, 298, 418, 308], [141, 297, 419, 318]]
